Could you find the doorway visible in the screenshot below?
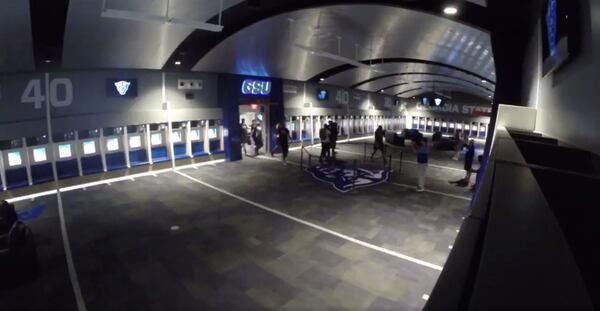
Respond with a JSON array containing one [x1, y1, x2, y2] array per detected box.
[[239, 104, 269, 157]]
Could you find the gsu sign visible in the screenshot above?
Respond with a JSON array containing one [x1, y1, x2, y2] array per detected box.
[[241, 79, 271, 96]]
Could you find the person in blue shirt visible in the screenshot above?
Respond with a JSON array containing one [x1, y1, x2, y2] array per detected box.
[[412, 135, 429, 192]]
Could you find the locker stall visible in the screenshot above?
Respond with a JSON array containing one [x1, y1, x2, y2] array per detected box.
[[1, 139, 30, 189], [464, 123, 471, 137], [313, 116, 321, 141], [412, 116, 419, 129], [479, 123, 487, 138], [171, 122, 189, 160], [302, 116, 311, 141], [149, 123, 170, 163], [27, 136, 54, 185], [53, 131, 81, 179], [456, 122, 464, 135], [208, 120, 224, 154], [190, 121, 207, 157], [471, 122, 479, 137], [434, 119, 441, 132], [448, 121, 456, 134], [127, 125, 150, 166], [79, 129, 104, 175], [103, 127, 127, 171], [419, 117, 426, 131], [441, 120, 448, 133], [290, 117, 300, 142], [426, 118, 433, 132]]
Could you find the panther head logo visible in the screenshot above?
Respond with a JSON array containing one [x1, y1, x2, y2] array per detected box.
[[307, 165, 389, 193], [114, 81, 131, 96]]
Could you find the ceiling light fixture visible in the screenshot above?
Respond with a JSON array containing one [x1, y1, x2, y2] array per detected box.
[[175, 61, 181, 65], [44, 59, 51, 64], [443, 6, 458, 15], [481, 79, 487, 83], [320, 78, 325, 81]]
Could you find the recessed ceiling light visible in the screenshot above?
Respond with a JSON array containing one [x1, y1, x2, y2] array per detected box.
[[380, 89, 385, 93], [443, 6, 458, 15], [488, 95, 492, 98], [481, 79, 487, 83], [44, 59, 51, 63], [320, 78, 325, 81], [175, 61, 181, 65]]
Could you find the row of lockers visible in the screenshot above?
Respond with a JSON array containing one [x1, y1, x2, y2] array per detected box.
[[0, 120, 225, 191], [411, 116, 488, 138], [285, 115, 407, 141]]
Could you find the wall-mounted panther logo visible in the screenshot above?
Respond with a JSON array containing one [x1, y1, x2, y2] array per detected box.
[[307, 165, 389, 193], [114, 80, 131, 96]]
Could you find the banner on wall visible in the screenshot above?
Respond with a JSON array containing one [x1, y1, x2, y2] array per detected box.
[[415, 102, 492, 116]]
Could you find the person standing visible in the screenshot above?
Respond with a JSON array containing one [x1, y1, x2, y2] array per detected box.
[[449, 139, 475, 187], [240, 119, 249, 156], [329, 120, 338, 160], [251, 120, 264, 156], [462, 139, 476, 185], [412, 136, 429, 192], [319, 123, 331, 163], [452, 132, 466, 160], [370, 125, 386, 161], [276, 122, 291, 164]]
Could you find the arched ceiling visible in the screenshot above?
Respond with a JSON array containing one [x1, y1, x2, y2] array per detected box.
[[192, 4, 495, 99], [2, 0, 494, 100]]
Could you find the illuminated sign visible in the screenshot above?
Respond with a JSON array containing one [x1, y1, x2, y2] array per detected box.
[[241, 79, 271, 96], [114, 81, 131, 95], [434, 98, 443, 106], [317, 89, 328, 101], [107, 79, 138, 97]]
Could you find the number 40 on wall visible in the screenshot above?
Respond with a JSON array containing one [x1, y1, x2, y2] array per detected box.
[[21, 77, 73, 109]]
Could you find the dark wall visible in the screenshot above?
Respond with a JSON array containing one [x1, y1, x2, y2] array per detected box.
[[522, 0, 600, 154]]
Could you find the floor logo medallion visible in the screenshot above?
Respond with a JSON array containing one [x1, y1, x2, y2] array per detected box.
[[307, 165, 389, 193]]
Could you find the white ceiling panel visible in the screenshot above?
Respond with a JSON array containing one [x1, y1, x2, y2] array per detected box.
[[62, 0, 244, 69]]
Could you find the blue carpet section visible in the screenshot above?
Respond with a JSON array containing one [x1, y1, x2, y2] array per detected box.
[[291, 132, 298, 141], [81, 155, 103, 175], [106, 152, 127, 171], [56, 159, 79, 180], [174, 143, 189, 159], [151, 146, 170, 163], [17, 204, 46, 221], [31, 163, 54, 185], [129, 149, 149, 166], [209, 140, 223, 153], [6, 167, 28, 189]]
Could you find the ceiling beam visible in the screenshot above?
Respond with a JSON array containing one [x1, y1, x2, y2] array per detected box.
[[311, 58, 495, 85], [355, 72, 495, 93]]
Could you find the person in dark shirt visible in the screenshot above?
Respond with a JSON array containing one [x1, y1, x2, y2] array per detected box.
[[319, 123, 331, 163], [450, 139, 475, 187], [370, 126, 386, 161], [329, 120, 339, 160], [276, 122, 291, 164], [251, 120, 263, 156], [240, 119, 249, 156], [463, 139, 476, 181]]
